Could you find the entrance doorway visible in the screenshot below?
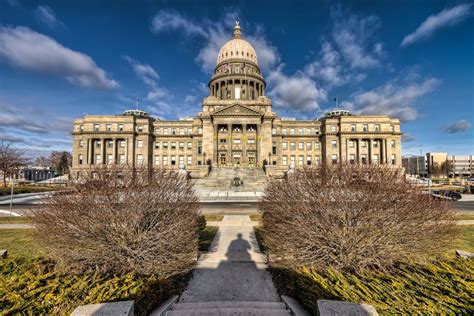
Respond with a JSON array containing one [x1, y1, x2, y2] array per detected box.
[[219, 156, 227, 167], [248, 156, 255, 167], [233, 153, 241, 167]]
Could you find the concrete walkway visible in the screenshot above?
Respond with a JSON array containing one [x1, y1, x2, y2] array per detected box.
[[0, 223, 34, 229], [179, 215, 280, 303]]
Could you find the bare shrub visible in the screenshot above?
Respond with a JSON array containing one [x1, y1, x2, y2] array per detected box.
[[259, 163, 457, 272], [33, 165, 200, 277]]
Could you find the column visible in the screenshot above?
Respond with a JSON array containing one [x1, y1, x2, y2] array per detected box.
[[112, 138, 116, 164], [356, 138, 362, 163], [346, 139, 349, 162], [255, 124, 259, 165], [246, 80, 250, 100], [369, 139, 373, 164], [243, 123, 247, 165], [228, 124, 232, 166], [381, 139, 385, 164], [231, 79, 235, 99], [101, 138, 106, 164], [86, 138, 91, 164], [213, 124, 218, 166]]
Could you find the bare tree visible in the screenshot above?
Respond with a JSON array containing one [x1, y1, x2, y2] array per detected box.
[[34, 156, 52, 168], [0, 140, 29, 186], [259, 163, 457, 272], [430, 162, 442, 177], [33, 165, 201, 277], [441, 160, 454, 178]]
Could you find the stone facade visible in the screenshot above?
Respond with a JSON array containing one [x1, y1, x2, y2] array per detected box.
[[71, 23, 402, 178]]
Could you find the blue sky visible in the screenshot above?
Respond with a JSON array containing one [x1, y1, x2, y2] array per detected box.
[[0, 0, 473, 158]]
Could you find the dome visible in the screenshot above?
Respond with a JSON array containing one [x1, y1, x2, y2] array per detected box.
[[216, 22, 258, 65]]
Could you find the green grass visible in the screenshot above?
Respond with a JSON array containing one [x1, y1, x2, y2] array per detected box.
[[0, 229, 44, 257], [450, 225, 474, 253], [0, 216, 33, 224], [249, 214, 262, 221], [455, 212, 474, 221], [203, 215, 224, 222], [198, 227, 218, 252]]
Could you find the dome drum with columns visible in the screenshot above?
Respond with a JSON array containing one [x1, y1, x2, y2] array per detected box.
[[71, 21, 402, 179]]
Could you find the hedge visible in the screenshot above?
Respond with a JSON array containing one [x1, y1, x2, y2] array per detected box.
[[0, 257, 189, 315], [271, 258, 474, 315]]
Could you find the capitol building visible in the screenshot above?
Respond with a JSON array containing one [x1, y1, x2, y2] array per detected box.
[[72, 23, 402, 178]]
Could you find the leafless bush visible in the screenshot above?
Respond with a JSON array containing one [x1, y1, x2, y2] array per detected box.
[[33, 165, 200, 277], [259, 163, 457, 272]]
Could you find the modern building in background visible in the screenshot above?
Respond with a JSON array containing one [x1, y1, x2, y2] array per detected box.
[[403, 152, 473, 178], [71, 23, 402, 178]]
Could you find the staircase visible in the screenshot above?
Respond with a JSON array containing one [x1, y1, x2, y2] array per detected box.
[[164, 301, 291, 315], [192, 167, 267, 193]]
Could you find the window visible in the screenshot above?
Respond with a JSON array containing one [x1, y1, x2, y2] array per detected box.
[[290, 128, 295, 135], [331, 140, 337, 148], [188, 128, 192, 135], [349, 140, 354, 148], [78, 154, 83, 165], [106, 124, 112, 132], [155, 155, 160, 166], [331, 125, 337, 132], [363, 124, 368, 132], [298, 128, 303, 135], [391, 154, 396, 165], [163, 142, 169, 150], [391, 140, 396, 148], [107, 140, 113, 148], [137, 154, 143, 165], [306, 142, 312, 150], [94, 124, 100, 132], [179, 155, 184, 165], [331, 154, 338, 164], [361, 141, 366, 148], [155, 128, 160, 134], [118, 124, 124, 132], [315, 156, 320, 165], [137, 140, 143, 148], [163, 128, 169, 135], [107, 154, 113, 164], [272, 128, 276, 135], [283, 156, 288, 165], [155, 142, 160, 149], [248, 139, 255, 144], [272, 142, 277, 155], [374, 124, 380, 132], [198, 127, 203, 134], [220, 138, 227, 144], [119, 154, 126, 164], [307, 155, 312, 165], [187, 142, 192, 149], [298, 142, 304, 150], [298, 155, 304, 166], [163, 156, 168, 166], [290, 155, 296, 164], [282, 128, 287, 135], [138, 126, 144, 132], [80, 125, 84, 132], [179, 142, 185, 149], [187, 156, 192, 165], [197, 141, 202, 154], [351, 124, 356, 132], [120, 140, 126, 147], [282, 142, 288, 150], [315, 142, 320, 149], [390, 125, 395, 132], [372, 154, 379, 164], [171, 128, 177, 135], [171, 142, 176, 150], [171, 156, 176, 165], [373, 141, 379, 148], [79, 140, 83, 148], [95, 154, 102, 164], [290, 142, 295, 150], [96, 140, 101, 148], [179, 128, 185, 135], [306, 128, 311, 135], [233, 139, 241, 144], [349, 154, 355, 164]]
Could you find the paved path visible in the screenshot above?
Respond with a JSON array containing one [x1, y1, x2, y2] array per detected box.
[[0, 223, 34, 229], [179, 215, 279, 303]]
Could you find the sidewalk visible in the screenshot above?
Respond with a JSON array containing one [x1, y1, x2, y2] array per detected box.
[[179, 215, 279, 302]]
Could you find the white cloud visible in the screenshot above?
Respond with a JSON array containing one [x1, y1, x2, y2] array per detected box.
[[151, 9, 206, 37], [151, 10, 279, 74], [332, 11, 383, 69], [342, 77, 440, 121], [443, 120, 471, 134], [267, 66, 327, 113], [0, 26, 118, 89], [401, 4, 473, 46], [402, 133, 416, 142], [33, 5, 62, 28], [122, 56, 170, 103]]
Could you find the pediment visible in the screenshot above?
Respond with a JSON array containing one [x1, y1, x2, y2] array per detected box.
[[212, 104, 262, 117]]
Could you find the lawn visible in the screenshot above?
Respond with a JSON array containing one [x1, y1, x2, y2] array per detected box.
[[198, 226, 218, 251], [455, 212, 474, 221], [0, 186, 57, 196], [203, 214, 224, 222], [450, 225, 474, 253], [0, 229, 44, 257], [0, 216, 33, 224]]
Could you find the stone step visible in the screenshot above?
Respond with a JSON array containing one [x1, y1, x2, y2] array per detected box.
[[172, 301, 286, 310], [166, 307, 291, 316]]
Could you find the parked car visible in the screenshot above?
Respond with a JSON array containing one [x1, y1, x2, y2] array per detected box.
[[431, 190, 462, 201]]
